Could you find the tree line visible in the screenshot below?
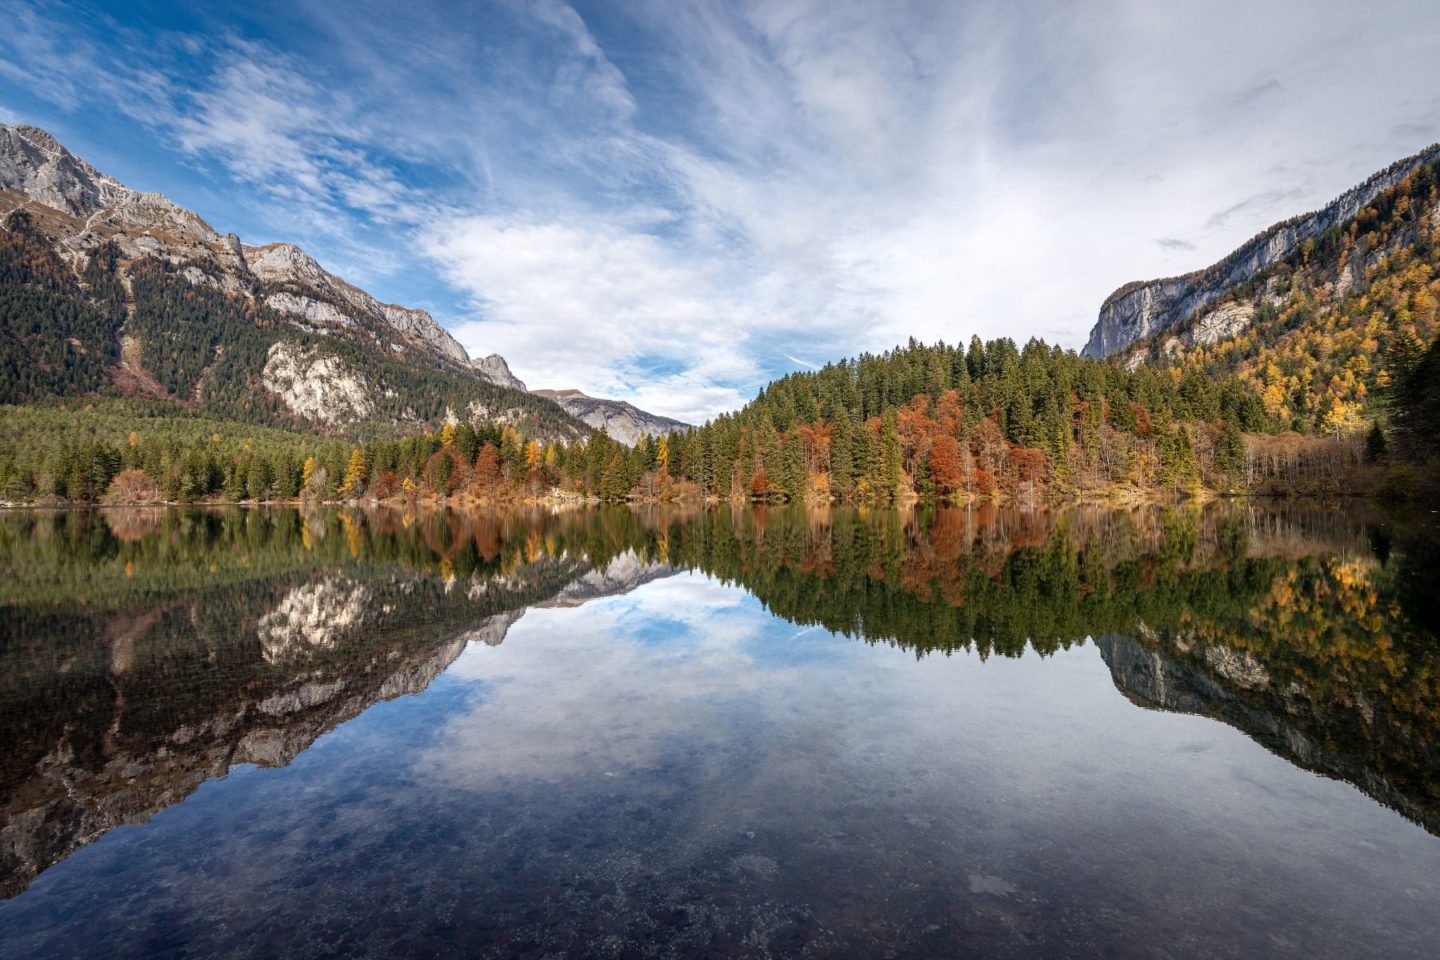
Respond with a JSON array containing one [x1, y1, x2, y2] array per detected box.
[[0, 335, 1314, 504]]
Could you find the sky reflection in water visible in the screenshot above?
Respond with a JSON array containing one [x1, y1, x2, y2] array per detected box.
[[0, 504, 1437, 958]]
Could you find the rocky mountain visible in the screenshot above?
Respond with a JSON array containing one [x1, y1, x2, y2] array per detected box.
[[244, 241, 469, 364], [537, 552, 677, 607], [1084, 143, 1440, 359], [471, 352, 528, 391], [0, 123, 582, 438], [533, 388, 690, 445]]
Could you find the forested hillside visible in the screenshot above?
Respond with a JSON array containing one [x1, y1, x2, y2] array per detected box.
[[655, 337, 1275, 503], [1124, 154, 1440, 434], [0, 210, 585, 444]]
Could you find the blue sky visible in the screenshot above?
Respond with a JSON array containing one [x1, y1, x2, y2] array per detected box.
[[2, 0, 1438, 422]]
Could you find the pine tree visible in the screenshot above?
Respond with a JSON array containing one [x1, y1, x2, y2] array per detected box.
[[601, 449, 628, 500], [880, 409, 904, 500], [1215, 420, 1246, 480], [1364, 421, 1388, 463], [830, 414, 855, 499]]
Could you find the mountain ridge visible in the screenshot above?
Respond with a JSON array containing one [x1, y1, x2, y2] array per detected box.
[[1084, 143, 1440, 359], [1092, 143, 1440, 432], [0, 123, 475, 372], [0, 123, 685, 442]]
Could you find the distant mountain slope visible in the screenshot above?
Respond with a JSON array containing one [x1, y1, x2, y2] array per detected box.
[[1084, 143, 1440, 360], [0, 124, 583, 439], [1105, 147, 1440, 431], [533, 388, 690, 445]]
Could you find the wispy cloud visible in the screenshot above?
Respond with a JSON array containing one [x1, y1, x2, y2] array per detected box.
[[783, 353, 821, 371]]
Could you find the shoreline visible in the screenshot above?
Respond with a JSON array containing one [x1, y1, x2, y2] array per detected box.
[[0, 489, 1384, 510]]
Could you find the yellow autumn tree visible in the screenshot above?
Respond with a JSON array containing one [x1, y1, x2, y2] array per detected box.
[[1321, 400, 1361, 437], [340, 447, 367, 497], [1262, 382, 1288, 417]]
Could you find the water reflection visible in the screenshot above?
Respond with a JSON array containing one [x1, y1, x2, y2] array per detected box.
[[1, 503, 1437, 956]]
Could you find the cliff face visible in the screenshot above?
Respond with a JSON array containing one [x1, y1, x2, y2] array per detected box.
[[0, 124, 129, 216], [1083, 143, 1440, 358], [244, 242, 469, 365]]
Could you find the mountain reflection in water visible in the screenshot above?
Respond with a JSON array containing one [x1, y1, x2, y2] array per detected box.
[[0, 503, 1437, 958]]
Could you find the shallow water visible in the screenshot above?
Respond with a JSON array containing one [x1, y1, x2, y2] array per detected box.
[[1, 504, 1437, 958]]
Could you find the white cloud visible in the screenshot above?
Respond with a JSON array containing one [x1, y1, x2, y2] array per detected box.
[[429, 213, 757, 422], [431, 572, 790, 783]]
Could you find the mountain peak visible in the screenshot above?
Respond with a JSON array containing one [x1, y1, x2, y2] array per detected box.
[[245, 242, 326, 283], [11, 124, 64, 155], [472, 353, 527, 391], [0, 122, 130, 219]]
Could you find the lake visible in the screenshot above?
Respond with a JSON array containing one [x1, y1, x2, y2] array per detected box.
[[1, 503, 1437, 958]]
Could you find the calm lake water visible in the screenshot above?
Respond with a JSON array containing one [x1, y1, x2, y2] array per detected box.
[[1, 503, 1438, 958]]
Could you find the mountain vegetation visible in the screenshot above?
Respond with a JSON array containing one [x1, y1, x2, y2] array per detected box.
[[15, 328, 1419, 505], [1121, 151, 1440, 437], [651, 337, 1277, 503], [0, 210, 583, 438]]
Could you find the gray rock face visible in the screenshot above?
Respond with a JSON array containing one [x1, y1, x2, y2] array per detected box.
[[1144, 300, 1258, 366], [1, 124, 248, 281], [532, 389, 690, 446], [1083, 143, 1440, 358], [0, 124, 128, 217], [1187, 301, 1255, 347], [246, 242, 469, 364], [261, 342, 376, 425], [472, 353, 527, 391]]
